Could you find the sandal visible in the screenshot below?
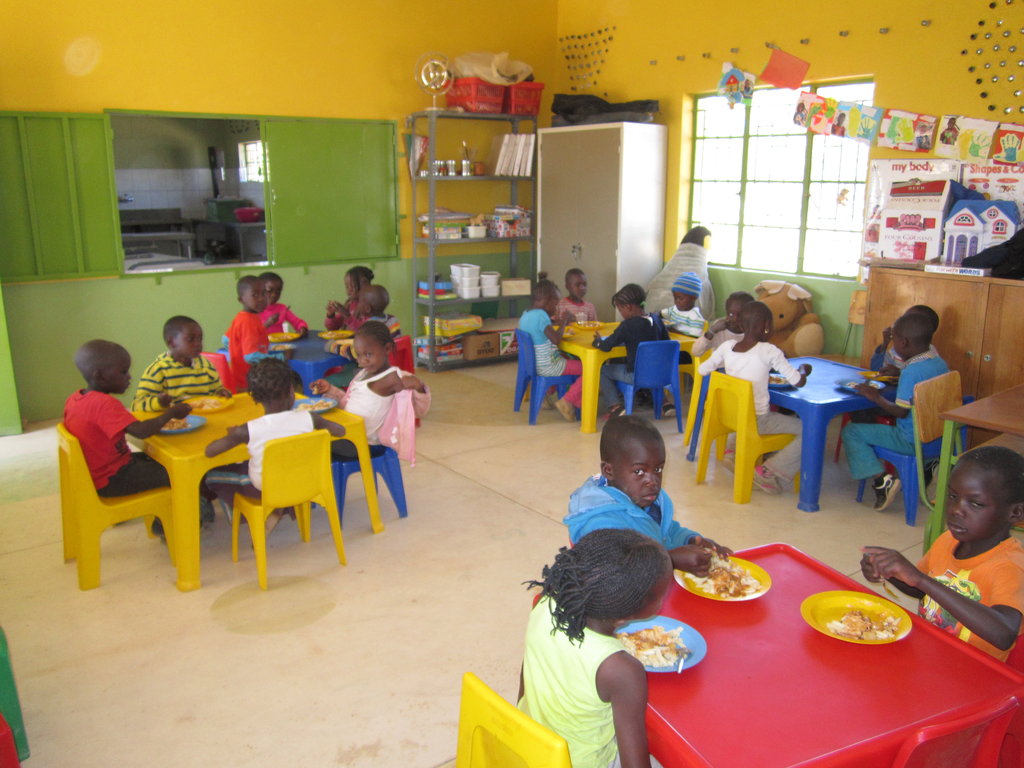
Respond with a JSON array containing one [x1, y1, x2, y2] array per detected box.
[[606, 403, 626, 418]]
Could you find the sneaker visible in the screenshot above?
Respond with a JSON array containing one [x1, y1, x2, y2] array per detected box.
[[720, 449, 735, 473], [752, 465, 782, 495], [661, 400, 676, 417], [555, 397, 576, 422], [542, 391, 558, 410], [150, 518, 164, 537], [872, 473, 901, 511]]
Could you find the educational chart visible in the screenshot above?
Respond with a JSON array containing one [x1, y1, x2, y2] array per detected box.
[[934, 117, 999, 161]]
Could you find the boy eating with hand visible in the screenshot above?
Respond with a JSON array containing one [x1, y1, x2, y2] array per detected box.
[[132, 315, 232, 412], [563, 414, 732, 575], [225, 275, 286, 393]]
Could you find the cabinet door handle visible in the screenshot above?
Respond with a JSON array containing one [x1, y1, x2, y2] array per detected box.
[[966, 350, 973, 358], [983, 354, 992, 362]]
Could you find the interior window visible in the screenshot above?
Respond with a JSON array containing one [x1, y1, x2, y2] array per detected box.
[[690, 81, 874, 278]]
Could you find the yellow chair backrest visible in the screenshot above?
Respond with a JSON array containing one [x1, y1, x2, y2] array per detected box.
[[258, 430, 334, 510], [705, 371, 758, 438], [455, 672, 572, 768]]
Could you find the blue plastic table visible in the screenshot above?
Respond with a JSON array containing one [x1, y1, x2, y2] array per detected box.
[[686, 357, 876, 512], [284, 333, 348, 395]]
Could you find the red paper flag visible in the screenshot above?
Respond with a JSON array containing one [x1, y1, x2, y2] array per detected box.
[[760, 48, 810, 89]]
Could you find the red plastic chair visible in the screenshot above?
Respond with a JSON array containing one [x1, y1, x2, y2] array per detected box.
[[890, 695, 1018, 768], [833, 411, 896, 462], [390, 335, 414, 373], [201, 351, 236, 393]]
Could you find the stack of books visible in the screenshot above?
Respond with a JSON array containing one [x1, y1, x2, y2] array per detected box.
[[487, 133, 536, 177]]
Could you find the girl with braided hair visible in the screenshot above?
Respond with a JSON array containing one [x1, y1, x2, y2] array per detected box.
[[519, 529, 672, 768], [593, 283, 662, 417]]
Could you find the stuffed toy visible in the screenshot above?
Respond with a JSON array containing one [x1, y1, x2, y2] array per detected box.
[[753, 280, 825, 357]]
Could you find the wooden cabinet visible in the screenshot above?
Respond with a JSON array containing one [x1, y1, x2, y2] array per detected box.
[[862, 267, 1024, 404], [537, 123, 666, 322]]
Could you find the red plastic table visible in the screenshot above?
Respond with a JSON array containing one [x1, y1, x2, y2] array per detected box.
[[646, 543, 1024, 767]]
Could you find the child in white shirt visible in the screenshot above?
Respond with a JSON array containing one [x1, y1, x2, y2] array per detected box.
[[697, 301, 811, 494]]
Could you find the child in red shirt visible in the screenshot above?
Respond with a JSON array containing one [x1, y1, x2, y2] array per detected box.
[[258, 271, 308, 337], [64, 340, 190, 496], [225, 275, 286, 392]]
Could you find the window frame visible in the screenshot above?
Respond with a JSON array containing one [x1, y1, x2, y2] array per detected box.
[[688, 79, 874, 279]]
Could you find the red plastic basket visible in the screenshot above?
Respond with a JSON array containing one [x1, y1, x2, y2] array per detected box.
[[446, 78, 506, 114], [504, 82, 545, 115]]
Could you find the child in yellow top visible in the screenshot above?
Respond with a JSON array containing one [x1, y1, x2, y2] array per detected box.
[[861, 446, 1024, 661]]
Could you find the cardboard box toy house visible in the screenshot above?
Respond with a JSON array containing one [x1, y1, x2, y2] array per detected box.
[[942, 199, 1020, 266], [879, 179, 953, 262]]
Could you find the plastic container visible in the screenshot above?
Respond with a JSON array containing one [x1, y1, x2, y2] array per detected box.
[[503, 82, 545, 115], [446, 78, 506, 114], [459, 285, 482, 299], [481, 285, 501, 298], [466, 225, 487, 239], [206, 198, 252, 222], [480, 271, 501, 286], [450, 263, 481, 279], [234, 206, 264, 223]]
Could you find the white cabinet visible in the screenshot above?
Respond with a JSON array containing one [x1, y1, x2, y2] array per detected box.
[[537, 123, 667, 321]]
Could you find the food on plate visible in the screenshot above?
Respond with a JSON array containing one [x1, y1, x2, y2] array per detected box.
[[769, 374, 789, 386], [690, 555, 762, 598], [574, 321, 603, 330], [270, 343, 296, 352], [162, 417, 191, 431], [826, 609, 902, 641], [319, 330, 353, 340], [295, 399, 334, 413], [619, 626, 689, 668], [186, 397, 225, 412]]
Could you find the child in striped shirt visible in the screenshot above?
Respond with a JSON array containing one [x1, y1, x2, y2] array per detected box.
[[132, 316, 232, 412], [659, 272, 705, 338]]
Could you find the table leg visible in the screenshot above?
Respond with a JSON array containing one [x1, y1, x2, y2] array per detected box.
[[347, 422, 384, 534], [686, 377, 710, 462], [797, 412, 828, 513], [579, 352, 601, 434], [924, 419, 957, 551], [170, 463, 203, 592]]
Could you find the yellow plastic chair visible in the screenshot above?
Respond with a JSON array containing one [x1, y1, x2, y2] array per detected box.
[[57, 423, 175, 590], [231, 430, 346, 590], [456, 672, 572, 768], [695, 372, 797, 504]]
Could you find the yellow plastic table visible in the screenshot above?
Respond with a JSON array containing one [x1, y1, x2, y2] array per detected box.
[[131, 394, 382, 591], [557, 324, 624, 434]]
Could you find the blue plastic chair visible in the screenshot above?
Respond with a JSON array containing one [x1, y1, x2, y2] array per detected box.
[[331, 445, 407, 524], [513, 329, 576, 425], [614, 340, 684, 432]]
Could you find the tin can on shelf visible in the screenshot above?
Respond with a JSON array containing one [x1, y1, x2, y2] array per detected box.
[[446, 160, 457, 175], [461, 159, 473, 176]]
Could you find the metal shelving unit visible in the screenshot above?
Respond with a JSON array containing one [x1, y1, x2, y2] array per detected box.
[[407, 110, 536, 372]]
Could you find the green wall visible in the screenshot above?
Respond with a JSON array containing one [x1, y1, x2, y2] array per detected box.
[[708, 266, 865, 360], [0, 280, 22, 434]]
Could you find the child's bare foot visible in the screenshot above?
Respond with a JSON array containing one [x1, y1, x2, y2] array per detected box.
[[265, 507, 296, 535]]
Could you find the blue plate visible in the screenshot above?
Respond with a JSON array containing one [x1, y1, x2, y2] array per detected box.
[[615, 616, 707, 672], [292, 396, 338, 413], [836, 378, 884, 393], [160, 414, 206, 434]]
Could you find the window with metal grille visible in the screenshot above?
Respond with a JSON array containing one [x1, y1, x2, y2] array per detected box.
[[238, 140, 264, 183], [689, 81, 875, 278]]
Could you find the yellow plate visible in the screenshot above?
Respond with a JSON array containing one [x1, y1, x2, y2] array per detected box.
[[182, 395, 233, 413], [573, 321, 603, 330], [800, 590, 912, 644], [674, 557, 772, 601], [859, 371, 897, 383], [319, 330, 353, 340], [268, 331, 301, 343]]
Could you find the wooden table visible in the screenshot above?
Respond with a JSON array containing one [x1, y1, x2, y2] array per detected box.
[[924, 383, 1024, 549], [647, 543, 1024, 767], [131, 394, 383, 591]]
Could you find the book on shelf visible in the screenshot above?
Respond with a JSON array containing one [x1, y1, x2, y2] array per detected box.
[[923, 263, 992, 276], [486, 133, 534, 177]]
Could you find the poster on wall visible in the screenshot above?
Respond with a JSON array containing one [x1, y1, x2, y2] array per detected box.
[[792, 91, 822, 127], [991, 123, 1024, 166], [934, 117, 999, 161], [807, 97, 838, 135], [852, 104, 884, 144], [877, 110, 938, 153], [960, 161, 1024, 220], [718, 63, 756, 108]]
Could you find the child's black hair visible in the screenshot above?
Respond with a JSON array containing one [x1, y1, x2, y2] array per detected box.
[[361, 285, 390, 315], [236, 274, 262, 296], [956, 446, 1024, 506], [345, 266, 374, 286], [565, 267, 585, 281], [893, 312, 935, 347], [355, 319, 394, 350], [525, 529, 670, 644], [726, 290, 755, 307], [532, 272, 559, 302], [600, 414, 664, 462], [611, 283, 646, 309], [258, 271, 283, 285], [680, 225, 711, 247], [740, 300, 772, 332], [163, 315, 199, 343], [74, 339, 127, 382], [246, 358, 295, 404], [906, 304, 940, 333]]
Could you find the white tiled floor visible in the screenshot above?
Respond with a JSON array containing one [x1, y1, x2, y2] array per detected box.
[[0, 362, 926, 767]]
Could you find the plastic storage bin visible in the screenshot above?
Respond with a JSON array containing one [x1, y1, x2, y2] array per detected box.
[[206, 198, 252, 222], [504, 82, 545, 115], [446, 78, 506, 114]]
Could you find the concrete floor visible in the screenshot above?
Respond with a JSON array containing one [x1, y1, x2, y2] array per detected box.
[[0, 361, 925, 767]]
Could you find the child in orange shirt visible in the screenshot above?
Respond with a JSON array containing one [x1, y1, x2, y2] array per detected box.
[[225, 275, 287, 392]]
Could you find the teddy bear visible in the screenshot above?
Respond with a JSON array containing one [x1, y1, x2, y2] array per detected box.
[[753, 280, 825, 357]]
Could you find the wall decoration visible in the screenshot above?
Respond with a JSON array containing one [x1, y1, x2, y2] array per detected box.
[[793, 91, 822, 127], [850, 103, 884, 144], [935, 117, 999, 160], [718, 63, 756, 107], [961, 162, 1024, 220], [877, 110, 937, 153], [962, 5, 1024, 119], [559, 26, 615, 93], [807, 97, 838, 135], [760, 47, 810, 89], [991, 123, 1024, 165]]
